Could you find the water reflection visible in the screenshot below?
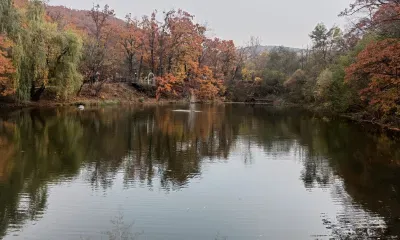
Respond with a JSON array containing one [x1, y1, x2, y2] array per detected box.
[[0, 105, 400, 239]]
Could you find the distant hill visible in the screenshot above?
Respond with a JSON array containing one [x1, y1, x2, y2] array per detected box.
[[259, 45, 303, 52], [45, 5, 303, 55], [243, 45, 303, 54], [11, 1, 126, 35], [46, 5, 125, 34], [18, 2, 303, 55]]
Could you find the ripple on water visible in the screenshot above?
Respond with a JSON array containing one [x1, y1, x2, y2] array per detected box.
[[1, 105, 399, 240]]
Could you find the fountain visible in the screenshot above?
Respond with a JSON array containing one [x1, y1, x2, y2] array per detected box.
[[189, 90, 196, 103], [171, 90, 201, 113]]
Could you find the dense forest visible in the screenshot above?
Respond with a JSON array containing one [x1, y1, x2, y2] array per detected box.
[[0, 0, 399, 126]]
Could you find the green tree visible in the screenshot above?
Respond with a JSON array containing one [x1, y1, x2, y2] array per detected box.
[[284, 69, 307, 102], [315, 68, 333, 101], [12, 0, 83, 101], [267, 47, 300, 76], [0, 0, 20, 37], [310, 24, 345, 66]]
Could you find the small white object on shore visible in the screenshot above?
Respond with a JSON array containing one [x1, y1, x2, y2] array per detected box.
[[78, 105, 85, 110]]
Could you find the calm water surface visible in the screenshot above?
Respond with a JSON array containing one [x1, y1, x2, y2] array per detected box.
[[1, 104, 400, 239]]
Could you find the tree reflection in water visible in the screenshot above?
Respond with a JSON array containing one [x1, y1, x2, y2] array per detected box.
[[0, 105, 399, 239]]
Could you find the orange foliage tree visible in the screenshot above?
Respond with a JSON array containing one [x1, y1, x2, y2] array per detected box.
[[345, 39, 400, 115], [0, 35, 15, 96], [118, 14, 145, 81], [42, 4, 237, 101], [200, 38, 236, 80], [188, 66, 224, 101], [156, 74, 184, 100], [141, 11, 159, 75], [145, 10, 230, 101]]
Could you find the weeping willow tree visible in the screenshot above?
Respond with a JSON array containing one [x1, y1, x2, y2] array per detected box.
[[16, 0, 83, 101], [47, 31, 83, 99], [1, 0, 83, 101], [0, 0, 20, 96], [0, 0, 20, 36]]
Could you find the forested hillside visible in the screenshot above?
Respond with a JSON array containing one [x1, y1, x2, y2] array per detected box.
[[230, 0, 400, 128], [0, 0, 399, 127]]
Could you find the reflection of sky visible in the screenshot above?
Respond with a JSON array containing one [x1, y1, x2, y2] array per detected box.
[[5, 137, 385, 240]]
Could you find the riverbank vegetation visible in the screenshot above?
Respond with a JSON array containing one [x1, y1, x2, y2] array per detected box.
[[0, 0, 399, 127]]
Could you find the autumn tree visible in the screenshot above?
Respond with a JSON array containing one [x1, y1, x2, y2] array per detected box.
[[141, 11, 159, 75], [340, 0, 399, 15], [3, 0, 84, 101], [340, 0, 400, 37], [200, 38, 236, 80], [345, 39, 400, 116], [79, 4, 115, 95], [231, 47, 247, 81], [0, 35, 15, 96], [149, 9, 228, 101], [2, 2, 236, 102], [155, 10, 205, 79], [0, 0, 18, 96], [191, 66, 224, 101], [338, 0, 400, 118], [119, 14, 145, 82], [372, 2, 400, 37], [156, 73, 183, 100]]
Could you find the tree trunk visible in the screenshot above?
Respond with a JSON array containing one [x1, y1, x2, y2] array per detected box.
[[167, 55, 173, 73], [150, 36, 155, 74], [232, 66, 239, 82], [137, 55, 143, 83], [77, 82, 85, 96], [159, 56, 163, 76], [95, 79, 107, 96], [31, 84, 46, 102], [158, 47, 164, 76], [128, 54, 134, 80]]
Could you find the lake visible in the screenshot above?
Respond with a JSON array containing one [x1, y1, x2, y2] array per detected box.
[[1, 104, 400, 240]]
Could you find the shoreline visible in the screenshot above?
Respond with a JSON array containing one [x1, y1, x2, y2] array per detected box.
[[224, 101, 400, 133], [1, 99, 399, 133], [0, 98, 186, 109]]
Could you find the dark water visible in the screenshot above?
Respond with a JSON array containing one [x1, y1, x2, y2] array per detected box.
[[1, 104, 400, 240]]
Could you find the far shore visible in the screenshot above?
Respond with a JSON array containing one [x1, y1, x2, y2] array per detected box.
[[1, 98, 399, 134]]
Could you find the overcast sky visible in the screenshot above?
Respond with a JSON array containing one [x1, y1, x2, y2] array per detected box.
[[49, 0, 353, 48]]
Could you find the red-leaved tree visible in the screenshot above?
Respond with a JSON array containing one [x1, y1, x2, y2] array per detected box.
[[345, 39, 400, 115]]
